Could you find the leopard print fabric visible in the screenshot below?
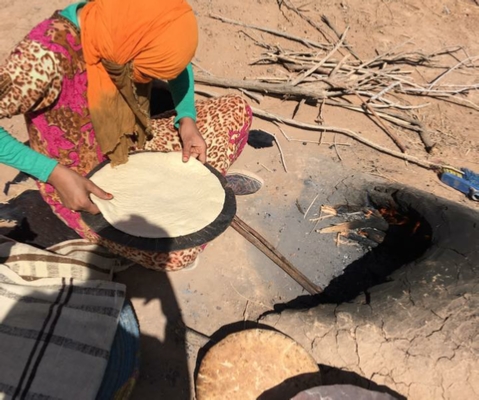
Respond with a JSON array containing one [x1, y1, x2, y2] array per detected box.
[[0, 13, 252, 272], [103, 94, 252, 272], [146, 94, 251, 175], [0, 39, 63, 117]]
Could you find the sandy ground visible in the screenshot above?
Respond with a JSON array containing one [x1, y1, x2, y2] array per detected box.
[[1, 0, 479, 399]]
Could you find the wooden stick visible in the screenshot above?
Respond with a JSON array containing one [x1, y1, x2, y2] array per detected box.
[[259, 162, 274, 172], [191, 60, 212, 76], [303, 194, 319, 220], [353, 91, 407, 153], [272, 133, 289, 172], [333, 133, 343, 161], [329, 54, 350, 78], [277, 0, 334, 44], [195, 74, 331, 100], [230, 215, 322, 295], [209, 14, 329, 50], [427, 56, 479, 89], [398, 88, 479, 110], [291, 27, 349, 86], [239, 88, 263, 103], [327, 101, 426, 130], [417, 124, 436, 153], [194, 87, 445, 171], [319, 217, 388, 233], [321, 14, 361, 61], [274, 123, 349, 145], [251, 106, 443, 170]]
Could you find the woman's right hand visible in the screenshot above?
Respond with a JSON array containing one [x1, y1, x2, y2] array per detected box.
[[47, 164, 113, 214]]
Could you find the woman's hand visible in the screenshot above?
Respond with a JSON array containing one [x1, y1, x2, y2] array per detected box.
[[48, 164, 113, 214], [178, 117, 207, 163]]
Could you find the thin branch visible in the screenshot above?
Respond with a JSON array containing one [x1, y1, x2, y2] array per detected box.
[[398, 88, 479, 110], [303, 194, 319, 219], [370, 81, 401, 101], [259, 162, 274, 172], [428, 56, 479, 89], [291, 27, 349, 86], [329, 54, 351, 78], [251, 106, 444, 170], [333, 133, 344, 161], [327, 101, 426, 129], [192, 60, 212, 75], [277, 0, 334, 43], [239, 88, 263, 103], [292, 98, 306, 119], [321, 14, 361, 61], [195, 73, 332, 100], [272, 133, 289, 173], [209, 14, 329, 50], [274, 121, 350, 146], [354, 91, 407, 153]]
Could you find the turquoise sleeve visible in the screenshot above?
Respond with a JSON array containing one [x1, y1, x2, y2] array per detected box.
[[168, 63, 196, 128], [59, 2, 86, 27], [0, 127, 58, 182]]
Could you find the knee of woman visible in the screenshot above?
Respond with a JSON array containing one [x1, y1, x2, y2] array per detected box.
[[225, 94, 253, 132], [227, 94, 250, 114]]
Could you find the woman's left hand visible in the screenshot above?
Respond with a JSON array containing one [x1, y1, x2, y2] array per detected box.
[[178, 117, 207, 164]]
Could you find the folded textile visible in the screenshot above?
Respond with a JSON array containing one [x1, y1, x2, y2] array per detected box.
[[0, 237, 131, 281], [0, 235, 126, 400]]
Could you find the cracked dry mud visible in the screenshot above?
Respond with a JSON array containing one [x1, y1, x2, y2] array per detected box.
[[261, 187, 479, 400]]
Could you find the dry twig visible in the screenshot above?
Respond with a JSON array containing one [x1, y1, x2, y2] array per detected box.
[[251, 106, 443, 170], [291, 27, 350, 86], [209, 14, 329, 50], [272, 133, 289, 173], [195, 87, 444, 170], [277, 0, 334, 43], [303, 194, 319, 219], [353, 91, 407, 153], [195, 74, 331, 100], [321, 14, 361, 61]]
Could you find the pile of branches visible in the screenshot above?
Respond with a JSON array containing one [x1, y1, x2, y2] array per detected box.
[[194, 0, 479, 172]]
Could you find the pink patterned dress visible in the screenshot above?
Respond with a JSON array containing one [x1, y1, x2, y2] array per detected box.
[[0, 11, 251, 271]]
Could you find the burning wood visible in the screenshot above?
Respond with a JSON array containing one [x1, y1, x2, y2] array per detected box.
[[318, 216, 388, 233], [377, 206, 410, 226], [314, 204, 409, 248], [315, 202, 430, 249]]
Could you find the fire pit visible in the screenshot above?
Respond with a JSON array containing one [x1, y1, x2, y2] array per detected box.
[[306, 187, 434, 305], [259, 184, 479, 400]]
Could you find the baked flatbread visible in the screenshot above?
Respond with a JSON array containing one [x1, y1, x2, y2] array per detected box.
[[195, 329, 320, 400], [89, 152, 225, 238]]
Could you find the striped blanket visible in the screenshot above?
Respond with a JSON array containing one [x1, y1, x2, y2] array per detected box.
[[0, 235, 128, 400]]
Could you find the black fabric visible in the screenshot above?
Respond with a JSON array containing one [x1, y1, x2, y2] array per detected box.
[[247, 129, 275, 149], [0, 190, 80, 249]]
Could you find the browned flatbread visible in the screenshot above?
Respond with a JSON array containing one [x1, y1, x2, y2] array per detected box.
[[195, 329, 321, 400]]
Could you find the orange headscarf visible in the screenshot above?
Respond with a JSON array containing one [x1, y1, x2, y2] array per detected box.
[[80, 0, 198, 165]]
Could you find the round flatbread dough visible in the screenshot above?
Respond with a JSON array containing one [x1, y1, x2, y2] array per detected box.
[[195, 329, 321, 400], [89, 152, 226, 238]]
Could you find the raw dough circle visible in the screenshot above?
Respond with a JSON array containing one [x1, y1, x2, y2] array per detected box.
[[195, 329, 320, 400], [89, 152, 226, 238]]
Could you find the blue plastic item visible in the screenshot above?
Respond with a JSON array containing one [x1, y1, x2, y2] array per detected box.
[[96, 301, 141, 400], [440, 168, 479, 201]]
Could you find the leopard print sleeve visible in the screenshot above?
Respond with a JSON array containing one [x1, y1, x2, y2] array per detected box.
[[0, 38, 63, 118]]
